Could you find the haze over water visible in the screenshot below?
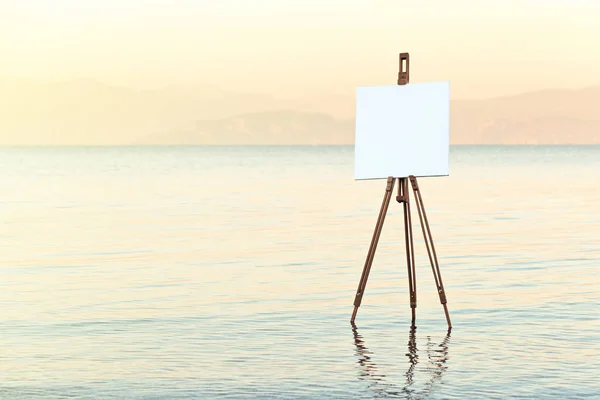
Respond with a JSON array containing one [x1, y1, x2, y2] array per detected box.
[[1, 145, 599, 399]]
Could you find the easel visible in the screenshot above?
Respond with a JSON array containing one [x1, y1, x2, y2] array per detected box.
[[350, 53, 452, 330]]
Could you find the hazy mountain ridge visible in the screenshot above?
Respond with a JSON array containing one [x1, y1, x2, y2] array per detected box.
[[1, 79, 599, 145], [140, 110, 355, 145], [0, 79, 294, 145], [450, 86, 600, 144]]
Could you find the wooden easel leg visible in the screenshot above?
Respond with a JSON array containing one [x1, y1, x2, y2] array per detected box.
[[409, 176, 452, 329], [398, 178, 417, 327], [351, 176, 395, 323]]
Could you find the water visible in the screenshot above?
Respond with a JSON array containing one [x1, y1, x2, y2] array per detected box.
[[1, 145, 599, 399]]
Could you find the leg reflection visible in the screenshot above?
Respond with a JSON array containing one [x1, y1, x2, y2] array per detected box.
[[421, 331, 451, 396], [351, 323, 404, 398], [351, 323, 451, 399], [404, 326, 418, 393]]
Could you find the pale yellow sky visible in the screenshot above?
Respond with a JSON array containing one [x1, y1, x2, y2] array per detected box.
[[1, 0, 599, 99]]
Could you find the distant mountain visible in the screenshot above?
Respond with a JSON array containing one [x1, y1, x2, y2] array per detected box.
[[0, 79, 293, 145], [450, 87, 600, 144], [139, 110, 354, 145], [1, 78, 599, 145], [147, 86, 600, 145]]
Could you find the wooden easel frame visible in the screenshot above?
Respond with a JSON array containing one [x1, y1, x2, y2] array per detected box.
[[350, 53, 452, 330]]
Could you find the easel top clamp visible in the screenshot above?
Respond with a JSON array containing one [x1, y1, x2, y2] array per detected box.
[[398, 52, 410, 85]]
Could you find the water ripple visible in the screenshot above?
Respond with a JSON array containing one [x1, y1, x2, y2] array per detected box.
[[1, 145, 599, 399]]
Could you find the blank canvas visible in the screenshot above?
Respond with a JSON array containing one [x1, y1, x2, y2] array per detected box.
[[354, 81, 450, 180]]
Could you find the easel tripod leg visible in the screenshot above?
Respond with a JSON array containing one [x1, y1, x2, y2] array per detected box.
[[409, 176, 452, 329], [351, 177, 395, 323], [398, 178, 417, 327]]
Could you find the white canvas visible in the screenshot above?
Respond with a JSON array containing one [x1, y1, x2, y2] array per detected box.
[[354, 81, 450, 180]]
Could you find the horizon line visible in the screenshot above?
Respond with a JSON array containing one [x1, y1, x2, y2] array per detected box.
[[2, 144, 599, 148]]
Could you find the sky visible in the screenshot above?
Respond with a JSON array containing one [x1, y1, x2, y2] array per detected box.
[[1, 0, 600, 99]]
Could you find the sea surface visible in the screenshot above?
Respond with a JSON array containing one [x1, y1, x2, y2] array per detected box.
[[1, 145, 599, 399]]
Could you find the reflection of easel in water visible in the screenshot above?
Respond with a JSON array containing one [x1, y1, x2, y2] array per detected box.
[[350, 53, 452, 329], [351, 324, 451, 398]]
